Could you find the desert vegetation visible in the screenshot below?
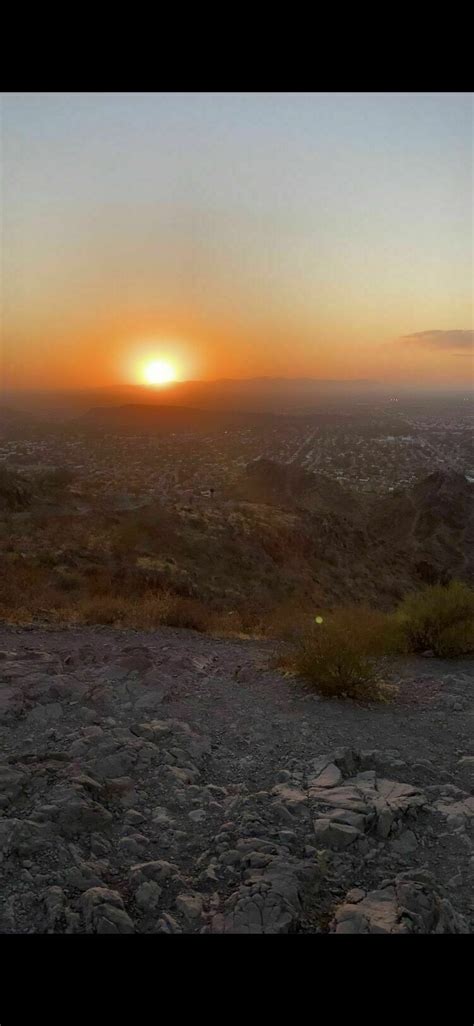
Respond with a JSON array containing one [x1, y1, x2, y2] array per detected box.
[[395, 580, 474, 658], [277, 583, 473, 701], [1, 462, 473, 696], [277, 606, 401, 702]]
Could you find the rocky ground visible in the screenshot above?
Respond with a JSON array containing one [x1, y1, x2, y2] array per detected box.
[[0, 623, 473, 934]]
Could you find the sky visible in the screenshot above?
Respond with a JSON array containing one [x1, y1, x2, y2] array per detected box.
[[1, 91, 472, 391]]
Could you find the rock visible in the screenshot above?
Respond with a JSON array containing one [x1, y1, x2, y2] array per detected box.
[[129, 860, 181, 885], [55, 798, 113, 836], [331, 875, 468, 934], [81, 887, 135, 934], [0, 765, 27, 802], [332, 888, 404, 934], [272, 783, 307, 806], [219, 849, 241, 866], [457, 757, 474, 788], [25, 703, 63, 727], [156, 912, 182, 933], [43, 886, 66, 930], [313, 819, 362, 849], [434, 795, 474, 827], [0, 895, 17, 931], [390, 829, 418, 855], [325, 808, 366, 831], [118, 837, 147, 856], [167, 765, 200, 785], [64, 863, 104, 890], [213, 865, 302, 935], [124, 809, 146, 825], [188, 809, 206, 823], [0, 818, 51, 858], [309, 763, 342, 789], [135, 882, 163, 911], [346, 888, 366, 903], [176, 893, 204, 923]]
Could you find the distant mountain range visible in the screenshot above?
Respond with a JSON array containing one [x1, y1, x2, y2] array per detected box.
[[2, 379, 470, 421], [0, 377, 413, 420]]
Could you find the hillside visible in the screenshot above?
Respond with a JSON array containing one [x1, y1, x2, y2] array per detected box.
[[369, 470, 474, 586], [0, 467, 36, 511], [1, 623, 472, 934], [237, 457, 361, 514], [0, 465, 472, 624]]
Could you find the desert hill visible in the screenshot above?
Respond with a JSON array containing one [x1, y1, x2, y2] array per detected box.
[[369, 470, 473, 586], [1, 463, 471, 622], [237, 457, 360, 514]]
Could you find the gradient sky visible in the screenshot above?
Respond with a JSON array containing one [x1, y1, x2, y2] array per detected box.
[[1, 92, 472, 390]]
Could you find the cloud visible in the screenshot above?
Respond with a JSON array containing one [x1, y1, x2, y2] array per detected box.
[[401, 329, 474, 350]]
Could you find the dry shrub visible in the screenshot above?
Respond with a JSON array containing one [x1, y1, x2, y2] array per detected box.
[[158, 595, 212, 632], [259, 599, 320, 641], [396, 581, 474, 657], [73, 595, 131, 626], [0, 560, 60, 621], [207, 609, 256, 638], [75, 590, 212, 632], [280, 606, 399, 702]]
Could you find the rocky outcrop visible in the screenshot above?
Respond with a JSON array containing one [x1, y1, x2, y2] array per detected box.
[[0, 626, 472, 933]]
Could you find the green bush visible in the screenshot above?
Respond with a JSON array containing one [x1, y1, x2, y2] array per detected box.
[[281, 607, 396, 701], [396, 581, 474, 657]]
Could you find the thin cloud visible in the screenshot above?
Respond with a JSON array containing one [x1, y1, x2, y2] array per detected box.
[[401, 330, 474, 350]]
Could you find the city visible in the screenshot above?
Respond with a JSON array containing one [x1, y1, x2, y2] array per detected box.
[[1, 398, 472, 510]]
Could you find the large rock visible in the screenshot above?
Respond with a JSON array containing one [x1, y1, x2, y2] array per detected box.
[[331, 873, 468, 934], [82, 887, 135, 934]]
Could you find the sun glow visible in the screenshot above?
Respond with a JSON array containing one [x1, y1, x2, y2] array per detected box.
[[143, 359, 177, 386]]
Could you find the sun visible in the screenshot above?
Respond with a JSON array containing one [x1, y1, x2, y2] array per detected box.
[[143, 359, 177, 386]]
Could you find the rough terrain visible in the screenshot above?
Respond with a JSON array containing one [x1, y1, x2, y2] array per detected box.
[[1, 623, 473, 933]]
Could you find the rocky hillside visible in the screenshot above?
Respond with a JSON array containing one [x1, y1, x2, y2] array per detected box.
[[0, 467, 36, 511], [237, 457, 360, 514], [1, 624, 472, 933], [1, 466, 472, 620], [369, 469, 474, 585]]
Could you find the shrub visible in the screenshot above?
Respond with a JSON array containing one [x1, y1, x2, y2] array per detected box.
[[280, 607, 397, 701], [396, 581, 474, 657], [159, 595, 211, 632], [74, 590, 212, 632], [76, 595, 132, 626]]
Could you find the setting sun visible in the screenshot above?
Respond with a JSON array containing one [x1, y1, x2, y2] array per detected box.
[[143, 359, 177, 386]]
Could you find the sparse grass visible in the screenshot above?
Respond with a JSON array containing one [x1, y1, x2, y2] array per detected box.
[[279, 606, 400, 702], [395, 580, 474, 657]]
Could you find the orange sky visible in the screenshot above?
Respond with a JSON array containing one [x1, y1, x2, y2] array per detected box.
[[1, 93, 472, 391]]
